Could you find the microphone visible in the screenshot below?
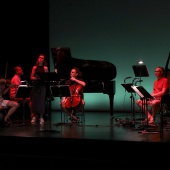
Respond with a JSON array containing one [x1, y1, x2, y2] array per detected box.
[[124, 76, 132, 83]]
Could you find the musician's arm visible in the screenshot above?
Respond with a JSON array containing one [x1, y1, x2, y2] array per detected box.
[[152, 79, 169, 99], [70, 77, 86, 87], [30, 66, 39, 81], [1, 85, 10, 95], [44, 66, 49, 72]]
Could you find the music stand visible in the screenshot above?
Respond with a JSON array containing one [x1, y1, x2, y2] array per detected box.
[[37, 72, 59, 115], [15, 85, 32, 126], [36, 73, 61, 133], [132, 64, 150, 121], [121, 83, 136, 124], [50, 85, 71, 126], [121, 83, 135, 93], [37, 72, 59, 82], [51, 85, 71, 98], [132, 65, 149, 77], [131, 85, 154, 99]]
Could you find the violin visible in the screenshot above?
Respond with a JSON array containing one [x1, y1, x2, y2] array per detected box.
[[65, 84, 82, 109]]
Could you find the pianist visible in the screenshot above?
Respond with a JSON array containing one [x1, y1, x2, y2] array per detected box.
[[60, 67, 86, 123], [10, 66, 24, 101], [9, 66, 32, 121]]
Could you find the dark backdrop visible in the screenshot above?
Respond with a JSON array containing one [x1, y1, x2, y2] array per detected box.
[[1, 0, 49, 83]]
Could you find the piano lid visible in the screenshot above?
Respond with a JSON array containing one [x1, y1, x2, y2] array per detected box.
[[51, 47, 117, 81]]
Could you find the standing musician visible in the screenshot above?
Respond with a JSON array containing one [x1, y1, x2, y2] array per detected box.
[[0, 77, 19, 125], [60, 67, 86, 123], [30, 54, 49, 124]]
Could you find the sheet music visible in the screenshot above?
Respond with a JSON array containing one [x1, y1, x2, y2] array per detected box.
[[50, 85, 71, 97], [131, 85, 154, 99], [19, 85, 28, 87], [15, 86, 32, 98]]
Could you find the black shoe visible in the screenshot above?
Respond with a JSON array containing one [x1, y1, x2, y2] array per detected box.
[[4, 120, 11, 127]]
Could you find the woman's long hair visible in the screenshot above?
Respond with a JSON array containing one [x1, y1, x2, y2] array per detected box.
[[73, 67, 82, 78], [35, 54, 47, 67]]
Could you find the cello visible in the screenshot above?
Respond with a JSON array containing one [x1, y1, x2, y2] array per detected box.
[[65, 84, 83, 109]]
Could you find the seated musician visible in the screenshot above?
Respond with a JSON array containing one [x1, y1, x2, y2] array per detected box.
[[10, 66, 24, 100], [60, 67, 86, 123], [136, 66, 169, 124], [10, 66, 30, 101], [0, 77, 19, 125], [10, 66, 32, 115]]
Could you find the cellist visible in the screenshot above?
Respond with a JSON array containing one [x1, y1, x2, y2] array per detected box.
[[60, 67, 86, 123]]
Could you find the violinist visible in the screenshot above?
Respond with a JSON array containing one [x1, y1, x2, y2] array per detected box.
[[60, 67, 86, 123], [0, 77, 19, 125]]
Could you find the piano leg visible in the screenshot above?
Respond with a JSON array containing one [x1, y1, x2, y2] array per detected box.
[[109, 94, 114, 117]]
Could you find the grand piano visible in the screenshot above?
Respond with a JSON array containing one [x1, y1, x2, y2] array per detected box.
[[51, 47, 117, 116]]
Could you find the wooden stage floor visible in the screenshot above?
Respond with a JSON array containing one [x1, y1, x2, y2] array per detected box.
[[0, 111, 170, 169]]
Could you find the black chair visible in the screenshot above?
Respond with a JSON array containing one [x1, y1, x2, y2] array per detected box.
[[63, 104, 85, 124], [61, 87, 85, 124], [159, 93, 170, 137]]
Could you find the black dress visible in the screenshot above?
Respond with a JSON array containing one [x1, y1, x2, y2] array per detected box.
[[30, 66, 46, 114]]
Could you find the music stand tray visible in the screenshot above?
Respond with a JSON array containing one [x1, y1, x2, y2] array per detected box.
[[121, 83, 135, 93], [131, 85, 154, 99], [15, 85, 32, 98], [132, 65, 149, 77], [37, 72, 59, 82], [15, 85, 32, 126], [50, 85, 71, 97]]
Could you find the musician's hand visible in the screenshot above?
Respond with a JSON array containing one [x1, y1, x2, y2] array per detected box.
[[61, 100, 66, 104], [61, 98, 67, 104], [34, 75, 41, 80], [54, 69, 57, 74], [9, 83, 16, 88], [70, 77, 76, 81]]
